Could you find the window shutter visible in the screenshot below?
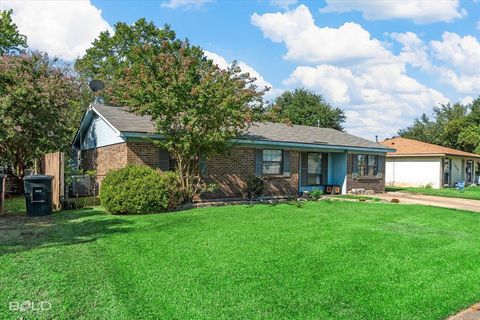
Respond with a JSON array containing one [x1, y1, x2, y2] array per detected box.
[[322, 153, 328, 184], [255, 149, 263, 176], [352, 154, 359, 179], [300, 152, 308, 187], [199, 156, 207, 177], [376, 155, 385, 178], [283, 150, 290, 177], [158, 149, 170, 171]]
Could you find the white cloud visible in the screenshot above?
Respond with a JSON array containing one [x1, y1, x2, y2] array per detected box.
[[431, 32, 480, 75], [285, 64, 448, 138], [252, 5, 448, 138], [204, 51, 230, 69], [460, 96, 475, 106], [251, 5, 392, 64], [440, 69, 480, 94], [320, 0, 466, 24], [161, 0, 213, 9], [270, 0, 297, 9], [204, 51, 282, 101], [0, 0, 112, 61], [391, 32, 432, 70], [429, 32, 480, 94]]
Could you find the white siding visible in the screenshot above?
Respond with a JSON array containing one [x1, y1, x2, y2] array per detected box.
[[80, 114, 125, 150], [385, 157, 442, 189], [450, 157, 465, 184]]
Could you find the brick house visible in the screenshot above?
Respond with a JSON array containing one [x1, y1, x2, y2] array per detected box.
[[72, 104, 394, 199]]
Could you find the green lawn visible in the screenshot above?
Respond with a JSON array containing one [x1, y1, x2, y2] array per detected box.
[[3, 196, 26, 214], [387, 185, 480, 200], [1, 201, 480, 319]]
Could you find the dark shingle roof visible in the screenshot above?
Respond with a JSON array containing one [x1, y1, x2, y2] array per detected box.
[[239, 122, 389, 149], [93, 104, 155, 133], [92, 104, 391, 151]]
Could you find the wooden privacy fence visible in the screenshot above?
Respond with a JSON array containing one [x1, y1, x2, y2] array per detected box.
[[38, 152, 64, 210]]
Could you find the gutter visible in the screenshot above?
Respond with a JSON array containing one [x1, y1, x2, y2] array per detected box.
[[229, 139, 394, 153], [121, 133, 393, 153]]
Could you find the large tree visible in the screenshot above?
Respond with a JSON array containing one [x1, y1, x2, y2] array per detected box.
[[399, 98, 480, 153], [0, 9, 27, 55], [264, 88, 346, 130], [0, 53, 84, 177], [75, 18, 177, 104], [77, 19, 264, 201]]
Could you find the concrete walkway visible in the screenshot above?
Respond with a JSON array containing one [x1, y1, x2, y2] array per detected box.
[[377, 192, 480, 212], [448, 303, 480, 320]]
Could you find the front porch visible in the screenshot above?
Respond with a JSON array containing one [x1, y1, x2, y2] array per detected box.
[[441, 157, 477, 188], [298, 152, 347, 195]]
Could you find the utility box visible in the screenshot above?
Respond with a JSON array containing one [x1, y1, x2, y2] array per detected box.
[[0, 174, 6, 215], [24, 175, 53, 216]]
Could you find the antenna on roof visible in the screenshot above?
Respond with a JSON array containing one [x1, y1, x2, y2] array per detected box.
[[88, 79, 105, 104]]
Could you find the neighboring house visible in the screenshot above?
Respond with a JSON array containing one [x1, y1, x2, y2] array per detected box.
[[379, 137, 480, 189], [72, 104, 394, 199]]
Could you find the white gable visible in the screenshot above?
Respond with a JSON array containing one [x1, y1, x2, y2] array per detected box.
[[80, 113, 125, 150]]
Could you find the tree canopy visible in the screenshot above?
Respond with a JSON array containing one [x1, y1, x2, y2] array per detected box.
[[0, 9, 27, 55], [398, 98, 480, 153], [264, 88, 346, 130], [0, 53, 85, 176], [75, 18, 177, 104], [76, 18, 265, 201]]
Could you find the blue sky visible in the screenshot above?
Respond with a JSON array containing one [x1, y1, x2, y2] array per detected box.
[[2, 0, 480, 140]]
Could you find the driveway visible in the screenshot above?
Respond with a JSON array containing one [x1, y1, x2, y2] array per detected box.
[[377, 192, 480, 212]]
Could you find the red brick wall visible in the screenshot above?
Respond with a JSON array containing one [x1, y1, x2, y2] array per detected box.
[[80, 143, 128, 178], [126, 142, 160, 167], [82, 142, 300, 199], [203, 148, 299, 199], [345, 154, 385, 193]]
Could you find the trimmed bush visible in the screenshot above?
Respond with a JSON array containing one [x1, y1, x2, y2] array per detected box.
[[309, 188, 324, 200], [100, 165, 182, 214]]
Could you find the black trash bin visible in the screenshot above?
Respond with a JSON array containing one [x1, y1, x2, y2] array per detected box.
[[24, 175, 53, 216]]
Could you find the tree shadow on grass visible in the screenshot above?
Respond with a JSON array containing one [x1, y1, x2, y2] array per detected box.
[[0, 208, 135, 255]]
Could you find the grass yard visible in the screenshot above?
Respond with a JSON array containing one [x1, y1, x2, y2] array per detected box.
[[3, 196, 26, 214], [1, 201, 480, 319], [387, 185, 480, 201]]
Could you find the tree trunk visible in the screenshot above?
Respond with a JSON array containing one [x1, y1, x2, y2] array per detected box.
[[175, 153, 201, 203]]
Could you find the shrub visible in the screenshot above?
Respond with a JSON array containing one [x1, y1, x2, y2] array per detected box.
[[309, 188, 324, 200], [425, 183, 433, 189], [245, 176, 265, 200], [100, 165, 183, 214]]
